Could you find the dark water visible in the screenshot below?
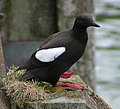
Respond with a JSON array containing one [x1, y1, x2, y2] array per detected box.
[[95, 0, 120, 109]]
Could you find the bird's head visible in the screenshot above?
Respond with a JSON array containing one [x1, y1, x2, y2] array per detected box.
[[74, 14, 100, 29]]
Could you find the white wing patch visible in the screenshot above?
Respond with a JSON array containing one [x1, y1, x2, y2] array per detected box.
[[35, 47, 66, 62]]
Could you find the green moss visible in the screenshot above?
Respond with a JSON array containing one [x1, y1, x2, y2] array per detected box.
[[1, 66, 84, 108]]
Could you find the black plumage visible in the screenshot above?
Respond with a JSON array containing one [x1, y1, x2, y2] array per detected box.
[[17, 14, 100, 85]]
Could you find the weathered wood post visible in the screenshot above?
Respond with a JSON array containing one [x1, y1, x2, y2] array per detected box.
[[57, 0, 96, 89], [0, 0, 6, 92], [0, 37, 10, 109], [0, 17, 6, 75], [0, 12, 10, 109]]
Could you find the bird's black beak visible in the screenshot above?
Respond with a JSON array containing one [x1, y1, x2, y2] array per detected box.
[[92, 23, 100, 27]]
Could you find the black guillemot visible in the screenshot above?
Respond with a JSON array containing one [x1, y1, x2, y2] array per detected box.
[[17, 14, 100, 89]]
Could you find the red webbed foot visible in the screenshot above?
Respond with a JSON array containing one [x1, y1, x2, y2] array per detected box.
[[55, 83, 84, 91], [58, 72, 84, 90]]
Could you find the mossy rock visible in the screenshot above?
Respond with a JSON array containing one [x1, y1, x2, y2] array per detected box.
[[1, 66, 86, 108]]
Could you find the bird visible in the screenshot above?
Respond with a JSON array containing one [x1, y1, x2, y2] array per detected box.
[[17, 14, 100, 89]]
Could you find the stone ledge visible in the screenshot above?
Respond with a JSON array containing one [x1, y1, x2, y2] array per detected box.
[[2, 68, 112, 109]]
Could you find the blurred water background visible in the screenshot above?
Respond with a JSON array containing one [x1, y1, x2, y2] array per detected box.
[[95, 0, 120, 109]]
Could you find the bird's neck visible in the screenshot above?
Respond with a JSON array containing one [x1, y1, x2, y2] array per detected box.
[[72, 25, 88, 43]]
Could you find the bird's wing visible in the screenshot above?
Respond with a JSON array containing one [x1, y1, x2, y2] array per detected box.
[[35, 47, 66, 62], [18, 30, 71, 70], [34, 30, 71, 63]]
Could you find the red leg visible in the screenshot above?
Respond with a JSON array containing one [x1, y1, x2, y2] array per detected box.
[[60, 71, 73, 78]]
